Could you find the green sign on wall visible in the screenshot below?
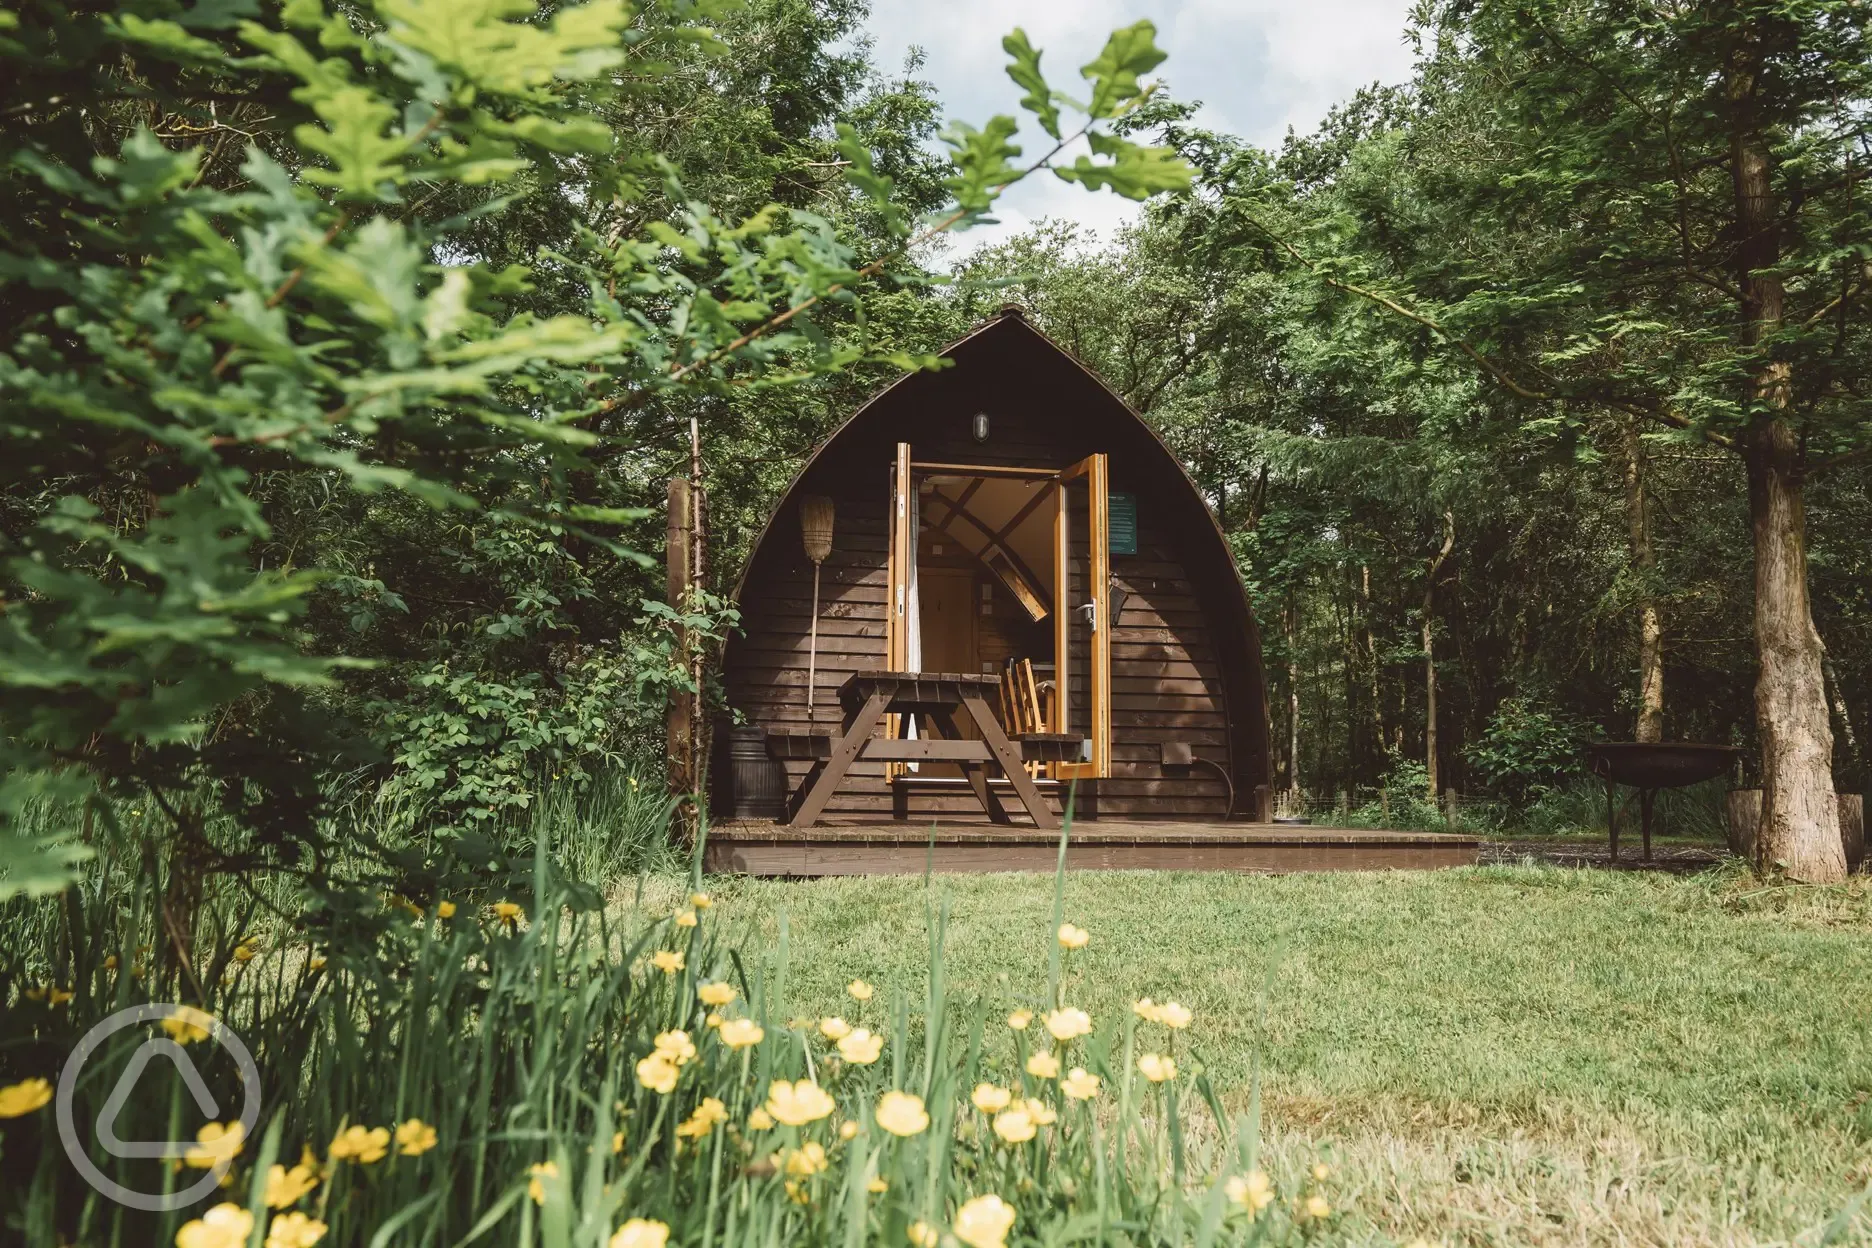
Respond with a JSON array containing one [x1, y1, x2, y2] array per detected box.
[[1109, 491, 1138, 555]]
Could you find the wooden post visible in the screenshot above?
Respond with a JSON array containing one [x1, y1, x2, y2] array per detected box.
[[1380, 787, 1391, 826], [667, 475, 699, 842], [1443, 787, 1458, 831], [1254, 783, 1273, 823]]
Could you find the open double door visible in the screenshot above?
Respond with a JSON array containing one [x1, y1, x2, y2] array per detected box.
[[884, 443, 1110, 780]]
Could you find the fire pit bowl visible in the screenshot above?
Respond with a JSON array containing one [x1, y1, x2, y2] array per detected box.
[[1587, 742, 1741, 790], [1586, 742, 1741, 863]]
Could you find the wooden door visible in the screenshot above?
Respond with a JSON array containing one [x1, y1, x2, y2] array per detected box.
[[1053, 454, 1110, 780]]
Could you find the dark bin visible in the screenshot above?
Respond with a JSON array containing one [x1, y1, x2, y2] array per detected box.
[[716, 724, 786, 821]]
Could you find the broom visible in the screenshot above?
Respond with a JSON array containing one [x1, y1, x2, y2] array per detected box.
[[798, 496, 834, 731]]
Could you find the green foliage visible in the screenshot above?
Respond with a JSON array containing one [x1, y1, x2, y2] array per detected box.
[[1466, 698, 1595, 806]]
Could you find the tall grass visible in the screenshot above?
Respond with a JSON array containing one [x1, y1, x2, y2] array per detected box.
[[1, 816, 1342, 1247]]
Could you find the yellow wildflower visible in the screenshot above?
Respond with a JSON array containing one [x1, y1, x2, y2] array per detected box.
[[970, 1083, 1011, 1113], [839, 1119, 860, 1141], [307, 957, 326, 973], [1158, 1001, 1192, 1029], [328, 1125, 390, 1164], [781, 1141, 828, 1176], [1060, 1068, 1101, 1100], [991, 1106, 1035, 1144], [184, 1121, 245, 1169], [263, 1160, 319, 1208], [436, 901, 457, 919], [528, 1160, 559, 1205], [954, 1193, 1017, 1248], [395, 1119, 437, 1156], [233, 945, 256, 963], [1044, 1007, 1092, 1042], [612, 1130, 626, 1155], [875, 1091, 929, 1137], [636, 1053, 679, 1095], [174, 1203, 253, 1248], [1005, 1009, 1032, 1031], [836, 1028, 883, 1065], [1137, 1053, 1176, 1083], [1225, 1170, 1274, 1213], [747, 1107, 775, 1131], [103, 955, 119, 970], [675, 1097, 728, 1140], [160, 1006, 216, 1045], [1022, 1097, 1057, 1126], [0, 1078, 52, 1118], [846, 979, 874, 1001], [868, 1177, 888, 1193], [1301, 1194, 1331, 1220], [1132, 997, 1161, 1023], [609, 1219, 670, 1248], [654, 1030, 697, 1065], [650, 950, 685, 975], [697, 981, 736, 1007], [492, 901, 524, 928], [718, 1018, 764, 1049], [907, 1221, 939, 1248], [818, 1016, 852, 1041], [690, 892, 712, 910], [764, 1079, 835, 1126], [1056, 923, 1089, 950], [1025, 1051, 1059, 1079], [675, 910, 698, 928], [1312, 1162, 1332, 1181], [264, 1211, 327, 1248]]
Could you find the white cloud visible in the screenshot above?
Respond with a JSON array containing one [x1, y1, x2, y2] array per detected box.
[[861, 0, 1420, 260]]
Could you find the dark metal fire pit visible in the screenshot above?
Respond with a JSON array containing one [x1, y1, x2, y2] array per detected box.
[[1587, 742, 1741, 862]]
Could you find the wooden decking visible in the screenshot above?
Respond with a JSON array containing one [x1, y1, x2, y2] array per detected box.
[[703, 819, 1480, 876]]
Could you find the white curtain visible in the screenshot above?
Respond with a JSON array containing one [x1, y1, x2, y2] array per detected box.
[[904, 486, 922, 764]]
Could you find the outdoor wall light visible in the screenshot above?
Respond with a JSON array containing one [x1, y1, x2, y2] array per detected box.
[[971, 411, 990, 442]]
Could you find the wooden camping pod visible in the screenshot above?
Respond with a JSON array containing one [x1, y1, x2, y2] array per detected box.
[[721, 307, 1274, 822]]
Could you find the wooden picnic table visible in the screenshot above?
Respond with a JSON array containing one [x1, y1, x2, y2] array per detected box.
[[785, 670, 1060, 830]]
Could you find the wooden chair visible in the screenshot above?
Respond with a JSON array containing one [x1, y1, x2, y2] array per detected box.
[[999, 658, 1076, 774]]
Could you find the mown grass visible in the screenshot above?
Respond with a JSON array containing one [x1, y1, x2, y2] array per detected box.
[[677, 861, 1872, 1246]]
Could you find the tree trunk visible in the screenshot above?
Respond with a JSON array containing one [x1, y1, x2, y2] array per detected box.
[[1730, 44, 1843, 881], [1621, 420, 1665, 743], [1286, 594, 1301, 801], [1362, 565, 1385, 769], [1423, 511, 1455, 800], [1823, 649, 1859, 773]]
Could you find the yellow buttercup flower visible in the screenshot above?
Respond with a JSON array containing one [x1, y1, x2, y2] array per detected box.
[[264, 1211, 327, 1248], [1225, 1170, 1274, 1213], [609, 1219, 670, 1248], [697, 981, 736, 1007], [160, 1006, 216, 1045], [328, 1125, 390, 1164], [264, 1159, 319, 1208], [818, 1016, 852, 1041], [528, 1160, 559, 1205], [907, 1221, 940, 1248], [1060, 1068, 1101, 1100], [705, 1013, 722, 1029], [764, 1079, 835, 1126], [954, 1193, 1017, 1248], [1137, 1053, 1177, 1083], [846, 979, 874, 1001], [612, 1130, 626, 1155], [650, 950, 685, 975], [0, 1078, 52, 1118], [836, 1028, 883, 1064], [492, 901, 524, 928], [875, 1091, 929, 1137], [174, 1203, 253, 1248], [1132, 997, 1161, 1023], [675, 1097, 728, 1140], [674, 910, 698, 928], [991, 1106, 1035, 1144], [1005, 1009, 1032, 1031], [436, 900, 457, 919], [184, 1121, 245, 1169], [746, 1107, 775, 1131], [781, 1141, 828, 1176], [690, 892, 713, 910], [1301, 1194, 1331, 1220], [1025, 1050, 1059, 1079], [1158, 1001, 1193, 1029], [970, 1083, 1011, 1113], [718, 1018, 764, 1049], [636, 1053, 679, 1095], [307, 957, 326, 973], [1056, 923, 1089, 950], [1312, 1162, 1332, 1181], [1044, 1007, 1092, 1042], [1022, 1097, 1057, 1126], [654, 1030, 697, 1065], [232, 944, 256, 963], [868, 1177, 889, 1193], [839, 1119, 860, 1141], [395, 1119, 437, 1156]]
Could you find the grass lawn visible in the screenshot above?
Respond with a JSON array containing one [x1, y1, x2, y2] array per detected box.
[[666, 862, 1872, 1246]]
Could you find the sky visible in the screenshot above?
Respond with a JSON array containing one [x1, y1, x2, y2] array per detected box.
[[856, 0, 1422, 257]]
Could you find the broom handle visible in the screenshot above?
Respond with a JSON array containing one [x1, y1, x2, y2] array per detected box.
[[807, 560, 822, 730]]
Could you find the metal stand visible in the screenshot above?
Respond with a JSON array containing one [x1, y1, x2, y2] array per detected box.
[[1604, 778, 1658, 863]]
